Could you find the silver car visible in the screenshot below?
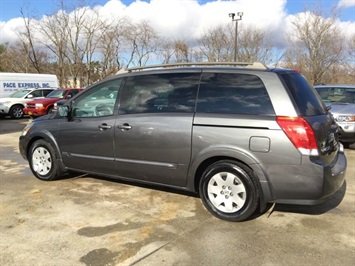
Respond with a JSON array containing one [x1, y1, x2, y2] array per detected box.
[[315, 84, 355, 147]]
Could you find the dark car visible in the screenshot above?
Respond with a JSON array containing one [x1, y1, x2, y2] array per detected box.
[[19, 62, 347, 222]]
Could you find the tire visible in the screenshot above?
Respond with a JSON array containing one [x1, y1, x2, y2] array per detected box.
[[28, 140, 61, 181], [199, 160, 260, 222], [9, 105, 24, 119]]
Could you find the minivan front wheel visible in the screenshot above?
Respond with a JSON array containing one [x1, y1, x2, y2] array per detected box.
[[199, 160, 259, 222], [29, 140, 60, 181]]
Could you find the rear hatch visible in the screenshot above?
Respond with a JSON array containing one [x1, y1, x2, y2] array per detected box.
[[277, 71, 339, 164]]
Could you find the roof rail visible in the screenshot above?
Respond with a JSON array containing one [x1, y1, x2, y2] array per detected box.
[[124, 62, 268, 72]]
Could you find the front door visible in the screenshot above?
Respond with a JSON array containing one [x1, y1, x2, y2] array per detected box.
[[58, 78, 123, 176]]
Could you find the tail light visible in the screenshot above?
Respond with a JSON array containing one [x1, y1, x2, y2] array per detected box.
[[276, 116, 319, 156]]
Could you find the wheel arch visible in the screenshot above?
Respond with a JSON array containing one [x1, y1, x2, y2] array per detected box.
[[9, 104, 25, 117], [187, 147, 275, 211], [26, 130, 67, 173], [46, 104, 54, 113]]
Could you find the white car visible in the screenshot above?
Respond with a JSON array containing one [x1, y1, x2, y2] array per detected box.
[[315, 84, 355, 147], [0, 88, 54, 118]]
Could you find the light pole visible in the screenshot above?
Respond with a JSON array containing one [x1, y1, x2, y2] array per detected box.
[[229, 12, 243, 62]]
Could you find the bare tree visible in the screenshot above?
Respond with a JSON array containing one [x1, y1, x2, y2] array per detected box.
[[18, 7, 42, 73], [198, 25, 233, 62], [238, 25, 275, 64], [123, 20, 159, 67], [65, 6, 88, 87], [346, 33, 355, 80], [39, 6, 70, 87], [96, 18, 127, 80], [285, 8, 345, 84], [158, 38, 175, 64], [158, 38, 193, 63]]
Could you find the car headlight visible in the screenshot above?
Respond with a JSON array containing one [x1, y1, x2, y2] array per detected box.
[[21, 121, 34, 136], [35, 103, 44, 109], [335, 115, 355, 122]]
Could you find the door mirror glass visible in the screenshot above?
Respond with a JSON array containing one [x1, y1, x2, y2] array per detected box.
[[58, 105, 69, 117]]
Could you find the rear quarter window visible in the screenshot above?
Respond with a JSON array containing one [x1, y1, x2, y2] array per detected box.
[[197, 73, 275, 115], [279, 73, 327, 116]]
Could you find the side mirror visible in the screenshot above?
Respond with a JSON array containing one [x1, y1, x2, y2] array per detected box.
[[26, 94, 33, 99], [58, 105, 69, 117]]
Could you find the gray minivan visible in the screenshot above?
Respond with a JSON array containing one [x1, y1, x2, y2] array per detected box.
[[19, 62, 347, 222]]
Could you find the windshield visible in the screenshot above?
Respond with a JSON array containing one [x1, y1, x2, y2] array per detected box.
[[8, 90, 31, 98], [46, 90, 66, 98], [315, 86, 355, 104]]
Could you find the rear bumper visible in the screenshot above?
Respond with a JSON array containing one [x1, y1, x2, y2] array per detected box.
[[262, 150, 347, 205]]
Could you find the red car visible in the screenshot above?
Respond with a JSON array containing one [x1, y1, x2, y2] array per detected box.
[[24, 88, 82, 117]]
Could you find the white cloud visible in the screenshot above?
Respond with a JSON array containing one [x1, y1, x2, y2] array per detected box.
[[0, 0, 353, 48], [0, 18, 25, 43], [337, 0, 355, 8], [100, 0, 289, 39]]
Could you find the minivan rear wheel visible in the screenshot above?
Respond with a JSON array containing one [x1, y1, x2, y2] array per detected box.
[[29, 140, 60, 181], [199, 160, 259, 222]]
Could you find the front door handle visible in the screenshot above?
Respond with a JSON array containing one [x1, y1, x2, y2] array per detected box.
[[98, 123, 112, 130], [118, 123, 132, 131]]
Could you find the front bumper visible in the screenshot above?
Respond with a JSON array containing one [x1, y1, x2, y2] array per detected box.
[[0, 104, 10, 115], [23, 108, 46, 117], [337, 122, 355, 143]]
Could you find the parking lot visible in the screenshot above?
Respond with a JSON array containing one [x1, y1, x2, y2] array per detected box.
[[0, 117, 354, 266]]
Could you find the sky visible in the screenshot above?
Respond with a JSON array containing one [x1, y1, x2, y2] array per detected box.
[[0, 0, 354, 45]]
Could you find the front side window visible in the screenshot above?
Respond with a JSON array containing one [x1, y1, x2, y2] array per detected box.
[[47, 90, 66, 98], [72, 79, 122, 117], [29, 90, 43, 98], [120, 73, 200, 114], [67, 89, 80, 98], [197, 73, 275, 115], [42, 90, 53, 97]]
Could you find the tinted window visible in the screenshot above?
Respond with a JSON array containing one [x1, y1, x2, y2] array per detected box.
[[47, 90, 66, 98], [120, 73, 200, 114], [29, 90, 43, 98], [197, 73, 274, 115], [72, 79, 121, 117], [279, 73, 326, 116], [68, 89, 80, 98], [43, 90, 53, 97]]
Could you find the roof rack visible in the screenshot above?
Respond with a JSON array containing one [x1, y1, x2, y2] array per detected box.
[[120, 62, 267, 73]]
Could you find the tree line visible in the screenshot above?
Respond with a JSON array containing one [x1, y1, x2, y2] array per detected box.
[[0, 1, 354, 87]]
